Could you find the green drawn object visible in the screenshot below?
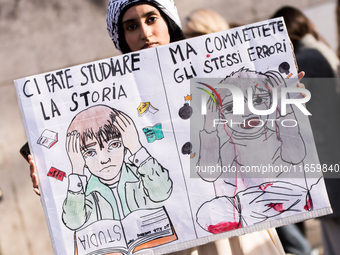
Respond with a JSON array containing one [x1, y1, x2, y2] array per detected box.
[[144, 128, 156, 142], [143, 123, 164, 143]]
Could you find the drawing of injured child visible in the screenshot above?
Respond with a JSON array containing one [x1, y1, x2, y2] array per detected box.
[[196, 67, 320, 233]]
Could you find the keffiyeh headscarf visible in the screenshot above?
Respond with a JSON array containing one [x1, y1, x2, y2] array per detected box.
[[106, 0, 183, 53]]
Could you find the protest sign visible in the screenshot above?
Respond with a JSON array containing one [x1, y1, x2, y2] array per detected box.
[[15, 18, 331, 255]]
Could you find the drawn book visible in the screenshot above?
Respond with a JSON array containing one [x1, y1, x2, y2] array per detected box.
[[74, 207, 177, 255]]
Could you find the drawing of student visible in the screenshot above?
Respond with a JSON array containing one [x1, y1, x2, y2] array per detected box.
[[62, 105, 173, 231], [197, 67, 309, 200]]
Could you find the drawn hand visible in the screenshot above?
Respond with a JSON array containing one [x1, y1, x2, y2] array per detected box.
[[196, 196, 241, 232], [240, 182, 306, 223], [113, 110, 142, 155], [203, 97, 220, 133], [29, 155, 40, 196], [66, 131, 85, 175]]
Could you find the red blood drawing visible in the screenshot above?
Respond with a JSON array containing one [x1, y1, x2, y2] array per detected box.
[[259, 183, 273, 191], [267, 203, 284, 213], [304, 197, 313, 211], [207, 221, 241, 234]]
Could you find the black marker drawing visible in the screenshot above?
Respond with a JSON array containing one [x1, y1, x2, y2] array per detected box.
[[278, 61, 290, 75], [179, 94, 193, 120], [137, 102, 159, 117], [196, 179, 321, 234], [195, 67, 315, 234], [61, 105, 175, 254], [37, 129, 58, 149], [181, 142, 192, 155]]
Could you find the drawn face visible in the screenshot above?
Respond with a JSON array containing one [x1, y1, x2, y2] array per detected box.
[[82, 137, 125, 184], [122, 4, 170, 52], [219, 80, 272, 135]]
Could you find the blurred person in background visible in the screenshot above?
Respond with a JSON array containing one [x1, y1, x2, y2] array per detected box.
[[273, 6, 340, 255], [336, 0, 340, 59], [182, 8, 229, 38]]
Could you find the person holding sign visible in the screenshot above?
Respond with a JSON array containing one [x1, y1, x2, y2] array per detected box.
[[27, 0, 309, 254], [106, 0, 185, 53]]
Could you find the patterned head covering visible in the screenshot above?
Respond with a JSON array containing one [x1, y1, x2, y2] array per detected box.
[[106, 0, 182, 53]]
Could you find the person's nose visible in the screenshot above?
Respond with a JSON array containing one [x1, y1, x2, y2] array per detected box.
[[100, 154, 111, 165], [140, 23, 152, 40], [242, 99, 253, 118]]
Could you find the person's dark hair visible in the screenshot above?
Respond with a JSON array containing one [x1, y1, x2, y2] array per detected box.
[[117, 2, 185, 54], [79, 111, 121, 152], [271, 6, 321, 49], [67, 105, 122, 152]]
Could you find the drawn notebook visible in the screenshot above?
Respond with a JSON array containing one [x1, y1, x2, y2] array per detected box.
[[14, 17, 332, 255]]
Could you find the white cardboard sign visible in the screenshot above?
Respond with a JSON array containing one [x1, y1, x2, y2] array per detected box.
[[15, 18, 331, 255]]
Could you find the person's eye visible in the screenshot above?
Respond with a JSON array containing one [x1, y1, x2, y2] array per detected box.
[[222, 103, 233, 114], [126, 23, 137, 31], [253, 96, 269, 105], [108, 141, 122, 150], [83, 150, 96, 158], [147, 16, 158, 24], [254, 96, 263, 104]]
